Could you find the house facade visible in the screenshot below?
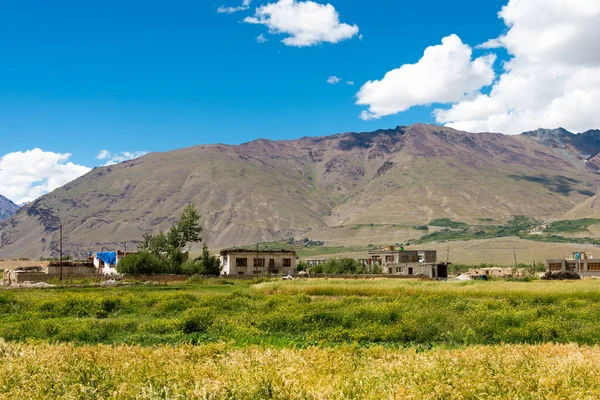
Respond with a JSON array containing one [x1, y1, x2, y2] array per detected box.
[[220, 249, 297, 276], [547, 252, 599, 277], [367, 246, 447, 278]]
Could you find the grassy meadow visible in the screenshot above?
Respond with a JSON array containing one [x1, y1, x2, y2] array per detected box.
[[3, 279, 600, 398]]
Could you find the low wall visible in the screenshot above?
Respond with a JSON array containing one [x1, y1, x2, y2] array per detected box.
[[3, 270, 51, 286]]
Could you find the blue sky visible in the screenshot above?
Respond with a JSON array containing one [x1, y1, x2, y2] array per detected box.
[[0, 0, 506, 160], [1, 0, 598, 203]]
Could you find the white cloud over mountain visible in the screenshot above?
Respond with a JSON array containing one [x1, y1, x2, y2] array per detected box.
[[0, 149, 91, 204], [244, 0, 359, 47], [357, 0, 600, 134], [437, 0, 600, 134], [0, 149, 150, 204], [96, 150, 148, 166], [356, 35, 496, 121]]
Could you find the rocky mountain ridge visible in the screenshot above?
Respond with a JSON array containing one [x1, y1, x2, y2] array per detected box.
[[0, 123, 599, 259], [0, 195, 19, 221]]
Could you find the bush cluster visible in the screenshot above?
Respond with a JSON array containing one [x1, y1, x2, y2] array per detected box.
[[309, 258, 382, 274], [541, 271, 581, 280]]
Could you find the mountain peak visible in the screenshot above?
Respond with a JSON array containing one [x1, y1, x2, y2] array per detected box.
[[0, 195, 19, 221], [523, 127, 573, 139]]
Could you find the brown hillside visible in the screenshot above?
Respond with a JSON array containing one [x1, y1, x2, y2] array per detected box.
[[0, 124, 599, 259]]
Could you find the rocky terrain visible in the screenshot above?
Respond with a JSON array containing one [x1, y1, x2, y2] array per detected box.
[[0, 195, 19, 221], [0, 123, 599, 259]]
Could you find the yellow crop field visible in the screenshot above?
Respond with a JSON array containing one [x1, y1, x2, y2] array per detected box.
[[0, 341, 599, 399]]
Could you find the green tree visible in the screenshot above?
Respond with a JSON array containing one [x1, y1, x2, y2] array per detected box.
[[176, 204, 203, 249], [116, 252, 166, 275], [138, 204, 203, 272], [199, 244, 222, 276], [181, 244, 222, 276]]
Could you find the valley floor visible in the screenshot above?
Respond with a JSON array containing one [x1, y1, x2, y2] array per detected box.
[[2, 279, 600, 398]]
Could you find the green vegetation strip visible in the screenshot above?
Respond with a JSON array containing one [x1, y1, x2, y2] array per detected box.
[[2, 280, 600, 347], [0, 341, 598, 399], [417, 216, 600, 245]]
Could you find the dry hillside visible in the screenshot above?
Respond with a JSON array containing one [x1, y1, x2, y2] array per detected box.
[[0, 124, 599, 259]]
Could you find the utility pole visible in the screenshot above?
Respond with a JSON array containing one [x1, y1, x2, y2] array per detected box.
[[446, 246, 450, 263], [59, 221, 63, 281], [513, 251, 518, 269]]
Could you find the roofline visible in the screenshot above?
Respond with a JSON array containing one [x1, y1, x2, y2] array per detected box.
[[220, 249, 297, 256]]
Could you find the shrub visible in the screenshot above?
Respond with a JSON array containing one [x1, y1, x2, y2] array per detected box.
[[180, 245, 222, 276], [541, 271, 581, 280], [116, 252, 167, 275]]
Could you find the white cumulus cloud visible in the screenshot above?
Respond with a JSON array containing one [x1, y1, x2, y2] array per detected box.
[[356, 35, 496, 121], [244, 0, 359, 47], [218, 0, 252, 14], [0, 149, 91, 204], [327, 76, 341, 85], [437, 0, 600, 134], [96, 150, 148, 166]]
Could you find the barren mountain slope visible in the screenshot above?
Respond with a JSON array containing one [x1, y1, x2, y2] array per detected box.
[[0, 195, 18, 221], [561, 194, 600, 219], [0, 124, 598, 259]]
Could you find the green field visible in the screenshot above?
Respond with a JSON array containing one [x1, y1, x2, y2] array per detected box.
[[3, 279, 600, 398], [2, 279, 600, 346]]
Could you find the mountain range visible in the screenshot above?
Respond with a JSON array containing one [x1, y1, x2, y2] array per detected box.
[[0, 195, 19, 222], [1, 123, 599, 259]]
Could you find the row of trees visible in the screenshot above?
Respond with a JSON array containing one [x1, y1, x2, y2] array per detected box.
[[298, 258, 383, 275], [116, 204, 222, 276]]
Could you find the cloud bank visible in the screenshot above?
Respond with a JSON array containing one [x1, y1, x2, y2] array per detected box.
[[357, 0, 600, 134], [356, 35, 496, 121], [0, 149, 91, 204]]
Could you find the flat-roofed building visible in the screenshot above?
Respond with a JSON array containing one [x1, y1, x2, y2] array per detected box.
[[547, 252, 599, 277], [220, 249, 297, 276], [367, 245, 446, 278]]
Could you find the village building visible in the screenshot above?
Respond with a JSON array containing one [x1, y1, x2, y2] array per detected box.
[[367, 245, 447, 278], [89, 250, 140, 275], [547, 252, 600, 277], [220, 249, 297, 276], [305, 258, 327, 267]]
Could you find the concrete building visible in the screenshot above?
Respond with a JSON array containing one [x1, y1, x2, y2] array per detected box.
[[220, 249, 297, 276], [547, 252, 600, 277], [367, 245, 447, 278]]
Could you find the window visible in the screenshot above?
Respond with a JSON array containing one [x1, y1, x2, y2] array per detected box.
[[283, 258, 292, 267], [238, 272, 245, 275], [269, 259, 275, 268], [589, 263, 600, 271], [408, 267, 413, 275], [236, 258, 248, 267], [253, 258, 264, 268], [386, 255, 394, 263], [549, 263, 562, 271]]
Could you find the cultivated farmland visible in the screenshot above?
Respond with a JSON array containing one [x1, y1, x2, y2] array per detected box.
[[2, 279, 600, 398]]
